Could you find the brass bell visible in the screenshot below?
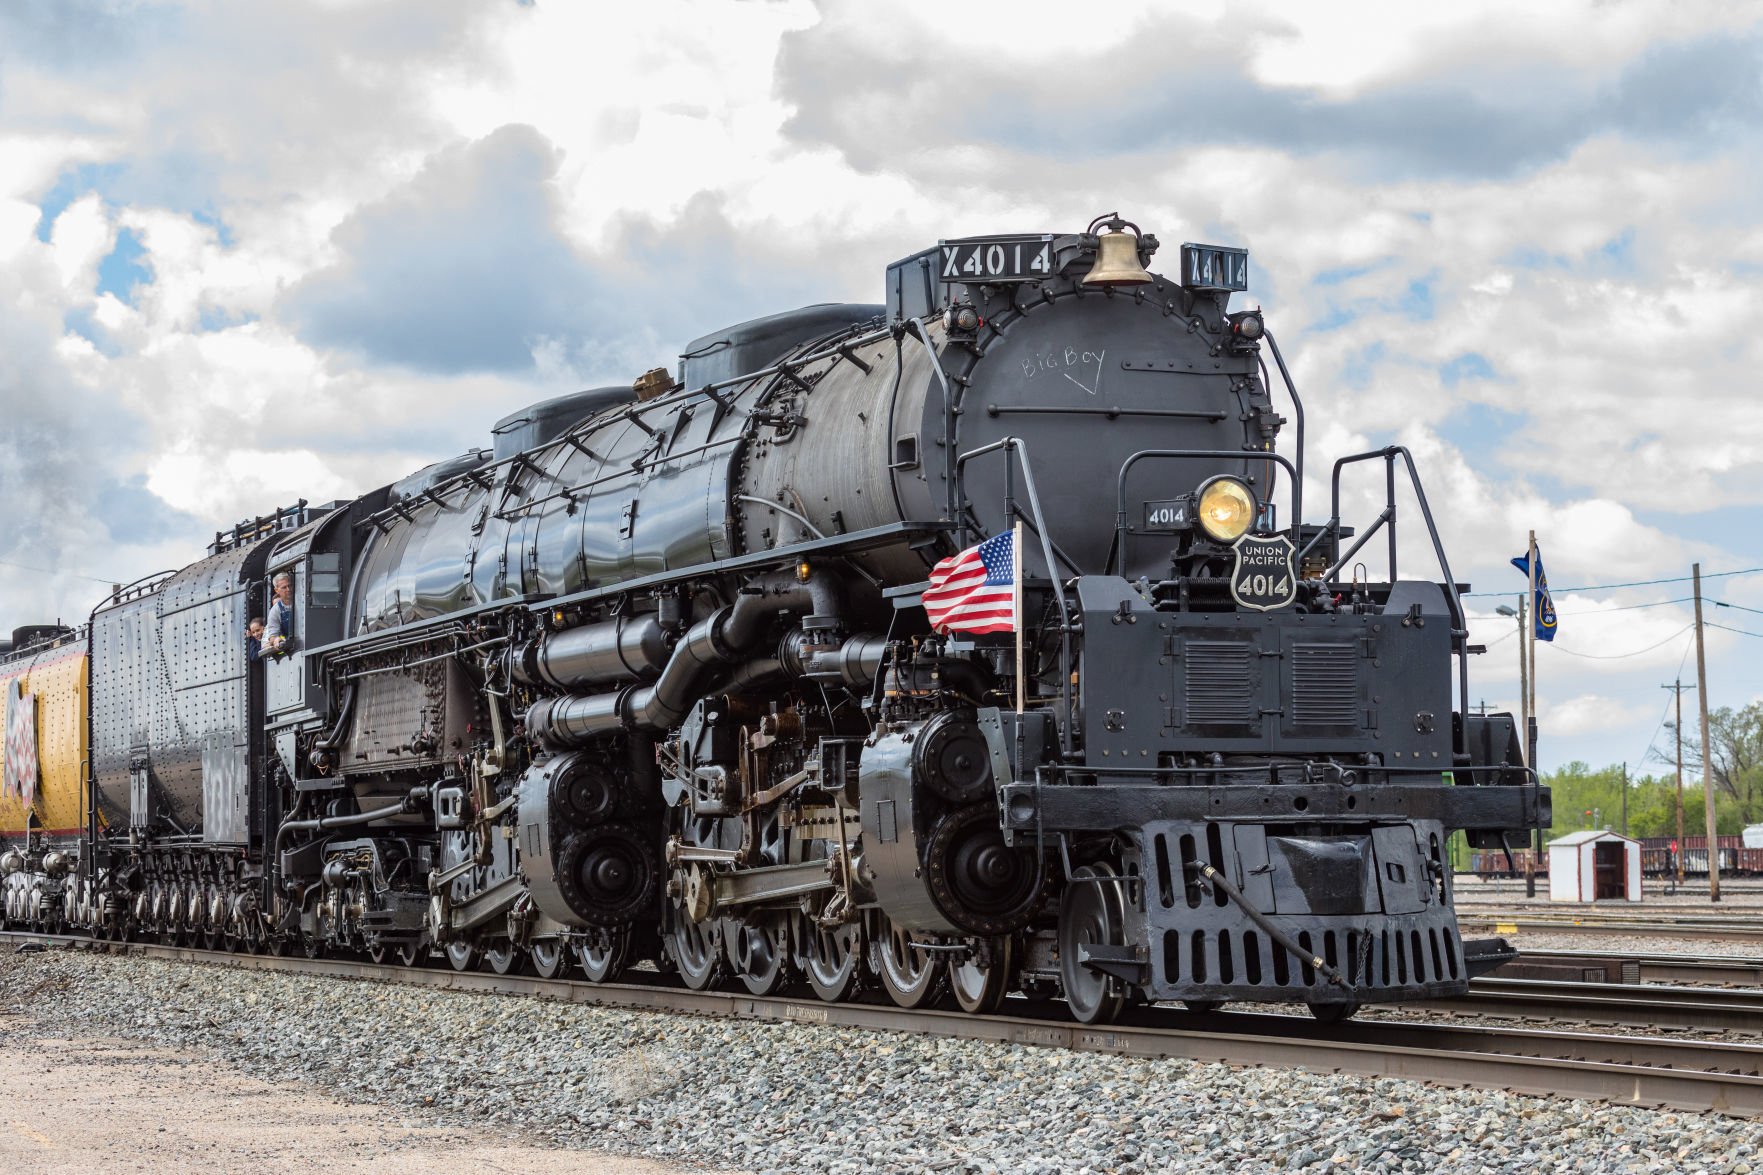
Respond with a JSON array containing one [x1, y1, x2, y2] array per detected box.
[[1082, 214, 1153, 287]]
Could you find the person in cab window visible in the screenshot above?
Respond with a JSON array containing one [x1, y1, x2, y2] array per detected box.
[[264, 573, 295, 654], [246, 617, 265, 661]]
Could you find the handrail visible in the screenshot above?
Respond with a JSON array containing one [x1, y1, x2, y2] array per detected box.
[[1110, 448, 1300, 575], [96, 569, 178, 611], [1262, 332, 1306, 526], [902, 317, 959, 522], [360, 320, 898, 534], [954, 436, 1073, 755], [494, 435, 745, 522], [1318, 445, 1470, 761]]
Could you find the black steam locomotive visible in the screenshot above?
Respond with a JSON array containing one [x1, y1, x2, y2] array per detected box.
[[1, 215, 1547, 1023]]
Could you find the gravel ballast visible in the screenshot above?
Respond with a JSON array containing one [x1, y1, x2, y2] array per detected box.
[[6, 946, 1761, 1174]]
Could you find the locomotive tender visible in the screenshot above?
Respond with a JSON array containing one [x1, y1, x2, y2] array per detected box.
[[0, 215, 1548, 1023]]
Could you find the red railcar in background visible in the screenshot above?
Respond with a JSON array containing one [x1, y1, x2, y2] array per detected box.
[[1467, 835, 1763, 878]]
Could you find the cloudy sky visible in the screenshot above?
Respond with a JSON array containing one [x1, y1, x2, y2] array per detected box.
[[1, 0, 1759, 779]]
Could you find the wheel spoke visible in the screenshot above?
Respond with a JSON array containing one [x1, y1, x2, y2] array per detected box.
[[670, 913, 724, 991], [731, 920, 789, 997], [803, 917, 862, 1003]]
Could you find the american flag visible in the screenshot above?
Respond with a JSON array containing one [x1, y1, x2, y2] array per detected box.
[[923, 531, 1017, 634]]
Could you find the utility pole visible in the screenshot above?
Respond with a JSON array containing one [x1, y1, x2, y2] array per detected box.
[[1498, 596, 1537, 895], [1694, 563, 1719, 903], [1663, 679, 1691, 887], [1621, 761, 1628, 837]]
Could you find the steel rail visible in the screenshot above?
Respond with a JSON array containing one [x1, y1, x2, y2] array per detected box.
[[1458, 904, 1763, 916], [1447, 976, 1763, 1033], [1508, 950, 1763, 988], [5, 932, 1763, 1117], [1460, 915, 1763, 943]]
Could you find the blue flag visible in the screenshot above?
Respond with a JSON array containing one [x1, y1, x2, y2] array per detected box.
[[1510, 548, 1558, 642]]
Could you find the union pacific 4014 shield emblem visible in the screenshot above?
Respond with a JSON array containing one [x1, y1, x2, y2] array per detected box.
[[1229, 534, 1297, 612]]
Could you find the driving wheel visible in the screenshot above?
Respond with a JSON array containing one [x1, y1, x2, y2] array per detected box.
[[530, 939, 568, 980], [483, 940, 523, 975], [576, 929, 631, 984], [876, 917, 941, 1009], [445, 940, 480, 972], [948, 936, 1014, 1015], [730, 919, 790, 997], [802, 917, 863, 1004]]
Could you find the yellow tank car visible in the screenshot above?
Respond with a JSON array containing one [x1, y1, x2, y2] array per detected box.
[[0, 636, 89, 842]]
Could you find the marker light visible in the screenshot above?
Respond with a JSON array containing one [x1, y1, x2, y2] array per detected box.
[[1196, 477, 1256, 543], [1228, 310, 1265, 341], [943, 304, 982, 333]]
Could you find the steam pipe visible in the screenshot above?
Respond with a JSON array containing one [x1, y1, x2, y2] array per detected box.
[[525, 571, 839, 747], [511, 613, 671, 691], [272, 786, 430, 860], [779, 631, 887, 689], [313, 683, 357, 751]]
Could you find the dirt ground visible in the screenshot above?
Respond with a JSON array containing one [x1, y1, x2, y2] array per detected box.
[[0, 1021, 705, 1174]]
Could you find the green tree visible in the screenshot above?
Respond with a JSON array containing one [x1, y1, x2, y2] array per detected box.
[[1655, 703, 1763, 824], [1539, 761, 1689, 840]]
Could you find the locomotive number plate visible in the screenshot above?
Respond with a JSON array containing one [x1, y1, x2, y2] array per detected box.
[[939, 235, 1056, 283], [1141, 498, 1191, 533], [1180, 243, 1250, 291], [1230, 533, 1297, 612]]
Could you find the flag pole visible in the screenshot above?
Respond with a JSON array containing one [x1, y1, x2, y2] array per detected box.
[[1013, 519, 1025, 715], [1527, 529, 1541, 895], [1526, 529, 1538, 763]]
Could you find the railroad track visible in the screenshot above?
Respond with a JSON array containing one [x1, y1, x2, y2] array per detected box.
[[1506, 949, 1763, 988], [5, 931, 1762, 1117], [1449, 976, 1763, 1034], [1461, 913, 1763, 943], [1458, 905, 1763, 919]]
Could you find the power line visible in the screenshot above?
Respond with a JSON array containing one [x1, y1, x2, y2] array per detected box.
[[1638, 635, 1698, 770], [1464, 565, 1763, 598], [1542, 623, 1696, 660], [1472, 598, 1690, 624], [1707, 621, 1763, 639], [1475, 596, 1743, 622], [1554, 597, 1692, 617], [0, 557, 118, 586]]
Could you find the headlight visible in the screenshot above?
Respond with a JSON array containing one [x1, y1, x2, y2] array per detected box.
[[1196, 477, 1256, 543]]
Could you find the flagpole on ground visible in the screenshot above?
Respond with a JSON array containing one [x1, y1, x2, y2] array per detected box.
[[1527, 528, 1541, 893], [1526, 529, 1538, 764], [1013, 519, 1025, 715]]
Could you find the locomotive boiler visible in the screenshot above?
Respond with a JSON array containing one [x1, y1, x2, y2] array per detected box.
[[0, 214, 1548, 1024]]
